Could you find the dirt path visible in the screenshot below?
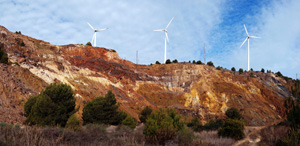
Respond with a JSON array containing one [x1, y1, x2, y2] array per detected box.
[[233, 120, 283, 146]]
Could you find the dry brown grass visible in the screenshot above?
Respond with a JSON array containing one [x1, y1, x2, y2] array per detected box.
[[194, 130, 236, 146], [0, 123, 146, 146]]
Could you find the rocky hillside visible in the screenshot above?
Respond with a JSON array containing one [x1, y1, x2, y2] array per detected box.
[[0, 25, 293, 126]]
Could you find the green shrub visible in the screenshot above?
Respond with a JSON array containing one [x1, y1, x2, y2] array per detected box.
[[139, 106, 152, 123], [121, 115, 137, 129], [172, 59, 178, 63], [261, 68, 265, 73], [24, 83, 76, 127], [239, 68, 243, 74], [187, 116, 202, 131], [86, 42, 92, 46], [178, 126, 195, 146], [218, 119, 245, 140], [66, 114, 81, 131], [231, 67, 236, 72], [155, 61, 161, 64], [82, 90, 126, 125], [196, 60, 202, 64], [24, 95, 38, 117], [207, 61, 214, 67], [0, 48, 9, 65], [216, 66, 222, 70], [192, 60, 196, 64], [166, 59, 171, 64], [225, 107, 242, 120], [203, 119, 224, 131], [276, 71, 283, 78], [143, 108, 184, 145]]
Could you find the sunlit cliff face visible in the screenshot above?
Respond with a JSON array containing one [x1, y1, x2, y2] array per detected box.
[[0, 25, 290, 126]]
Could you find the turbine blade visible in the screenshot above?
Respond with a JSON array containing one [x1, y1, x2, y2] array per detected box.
[[153, 29, 165, 31], [95, 28, 108, 32], [250, 36, 261, 38], [165, 32, 169, 42], [87, 22, 95, 30], [165, 17, 174, 29], [244, 24, 249, 36], [240, 37, 248, 48]]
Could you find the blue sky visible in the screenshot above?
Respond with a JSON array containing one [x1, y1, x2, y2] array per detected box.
[[1, 0, 299, 78]]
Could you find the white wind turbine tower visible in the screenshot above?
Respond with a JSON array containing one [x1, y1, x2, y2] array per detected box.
[[87, 22, 108, 47], [240, 24, 261, 71], [153, 17, 174, 64]]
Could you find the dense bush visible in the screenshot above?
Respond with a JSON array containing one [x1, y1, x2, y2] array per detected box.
[[166, 59, 171, 64], [225, 107, 242, 120], [261, 68, 265, 73], [66, 114, 81, 131], [218, 119, 245, 140], [231, 67, 236, 72], [82, 90, 127, 125], [276, 71, 283, 78], [172, 59, 178, 63], [187, 116, 202, 131], [139, 106, 152, 123], [216, 66, 222, 70], [86, 42, 92, 46], [121, 115, 137, 129], [196, 60, 202, 64], [15, 31, 21, 34], [155, 61, 161, 64], [285, 97, 300, 128], [192, 60, 196, 64], [178, 126, 195, 146], [202, 119, 224, 131], [207, 61, 214, 67], [239, 68, 243, 74], [0, 48, 9, 65], [143, 108, 184, 145], [24, 83, 76, 127]]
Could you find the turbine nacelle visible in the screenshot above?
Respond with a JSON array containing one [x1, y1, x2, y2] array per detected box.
[[87, 22, 108, 47]]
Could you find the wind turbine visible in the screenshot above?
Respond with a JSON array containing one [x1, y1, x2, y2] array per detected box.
[[153, 17, 174, 64], [240, 24, 261, 71], [87, 22, 108, 47]]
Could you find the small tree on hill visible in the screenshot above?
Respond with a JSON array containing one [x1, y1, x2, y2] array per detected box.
[[166, 59, 171, 64], [139, 106, 152, 123], [24, 83, 76, 127], [172, 59, 178, 63], [239, 68, 243, 74], [196, 60, 202, 64], [225, 107, 242, 120], [192, 60, 196, 64], [155, 61, 161, 64], [86, 42, 92, 46], [261, 68, 265, 73], [207, 61, 214, 67], [231, 67, 236, 72], [82, 90, 127, 125]]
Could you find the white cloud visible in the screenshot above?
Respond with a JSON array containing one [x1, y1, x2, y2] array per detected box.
[[0, 0, 225, 65]]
